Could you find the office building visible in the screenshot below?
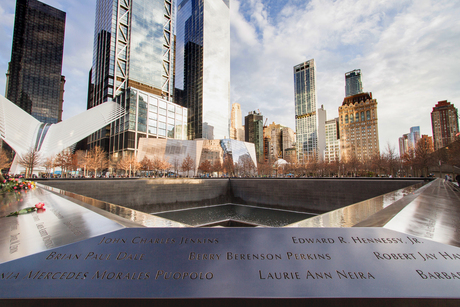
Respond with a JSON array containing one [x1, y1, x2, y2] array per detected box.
[[399, 126, 420, 157], [245, 111, 264, 162], [345, 69, 363, 97], [264, 122, 282, 161], [230, 103, 244, 141], [431, 100, 459, 151], [282, 127, 296, 160], [409, 126, 421, 150], [175, 0, 230, 140], [263, 123, 296, 162], [399, 134, 409, 158], [317, 105, 327, 160], [325, 118, 340, 162], [338, 92, 380, 161], [420, 135, 434, 152], [294, 59, 320, 162], [6, 0, 66, 124], [87, 0, 178, 156]]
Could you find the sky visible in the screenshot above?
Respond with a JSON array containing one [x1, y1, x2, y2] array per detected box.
[[1, 0, 459, 153]]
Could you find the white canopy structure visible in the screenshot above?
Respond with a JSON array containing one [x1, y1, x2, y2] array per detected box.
[[0, 95, 125, 174]]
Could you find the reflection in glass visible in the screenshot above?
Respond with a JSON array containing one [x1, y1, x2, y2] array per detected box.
[[175, 0, 230, 140]]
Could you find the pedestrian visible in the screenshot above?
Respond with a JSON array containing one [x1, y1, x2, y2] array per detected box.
[[456, 174, 460, 187]]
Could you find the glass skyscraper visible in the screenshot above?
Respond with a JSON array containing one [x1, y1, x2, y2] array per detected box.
[[6, 0, 66, 124], [175, 0, 230, 140], [87, 0, 183, 157], [345, 69, 363, 97], [294, 59, 318, 161]]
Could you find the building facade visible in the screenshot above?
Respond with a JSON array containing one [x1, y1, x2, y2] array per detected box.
[[100, 88, 188, 158], [175, 0, 230, 140], [345, 69, 363, 97], [230, 103, 244, 141], [6, 0, 66, 124], [137, 138, 257, 176], [420, 135, 434, 152], [294, 59, 318, 162], [87, 0, 176, 156], [264, 122, 282, 161], [399, 126, 420, 157], [338, 92, 379, 162], [325, 118, 340, 162], [282, 127, 296, 161], [399, 134, 409, 158], [245, 111, 264, 162], [431, 100, 459, 151]]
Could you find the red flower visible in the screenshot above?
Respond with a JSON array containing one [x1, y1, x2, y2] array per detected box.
[[37, 208, 46, 213], [35, 202, 45, 209]]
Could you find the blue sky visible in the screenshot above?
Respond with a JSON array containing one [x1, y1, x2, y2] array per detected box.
[[1, 0, 459, 153]]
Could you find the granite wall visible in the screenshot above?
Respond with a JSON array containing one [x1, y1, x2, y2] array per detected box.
[[38, 178, 426, 214]]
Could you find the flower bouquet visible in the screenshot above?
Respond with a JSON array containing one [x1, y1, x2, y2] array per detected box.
[[0, 178, 36, 193]]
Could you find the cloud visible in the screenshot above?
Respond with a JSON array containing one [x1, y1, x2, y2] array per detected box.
[[230, 0, 460, 153]]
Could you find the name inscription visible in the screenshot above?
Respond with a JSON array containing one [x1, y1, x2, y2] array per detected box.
[[1, 228, 459, 300]]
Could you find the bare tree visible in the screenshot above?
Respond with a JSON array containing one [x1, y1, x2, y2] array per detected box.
[[447, 140, 460, 169], [223, 155, 234, 177], [172, 157, 181, 177], [383, 144, 398, 177], [18, 148, 41, 178], [181, 154, 194, 177], [116, 154, 140, 177], [257, 161, 272, 177], [414, 139, 434, 177], [198, 159, 212, 176], [55, 149, 74, 177], [158, 159, 172, 177], [212, 159, 223, 177], [42, 156, 55, 178], [85, 146, 108, 177], [239, 155, 256, 176], [140, 156, 153, 176], [346, 152, 361, 177]]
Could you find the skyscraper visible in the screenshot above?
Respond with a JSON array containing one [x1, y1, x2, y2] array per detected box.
[[230, 103, 244, 141], [338, 92, 379, 161], [345, 69, 363, 97], [294, 59, 318, 162], [399, 126, 421, 158], [245, 111, 263, 162], [431, 100, 459, 151], [325, 118, 340, 162], [409, 126, 421, 150], [87, 0, 184, 156], [175, 0, 230, 140], [6, 0, 66, 124], [399, 134, 409, 158]]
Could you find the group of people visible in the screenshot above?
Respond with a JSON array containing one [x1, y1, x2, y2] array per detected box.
[[445, 174, 460, 186]]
